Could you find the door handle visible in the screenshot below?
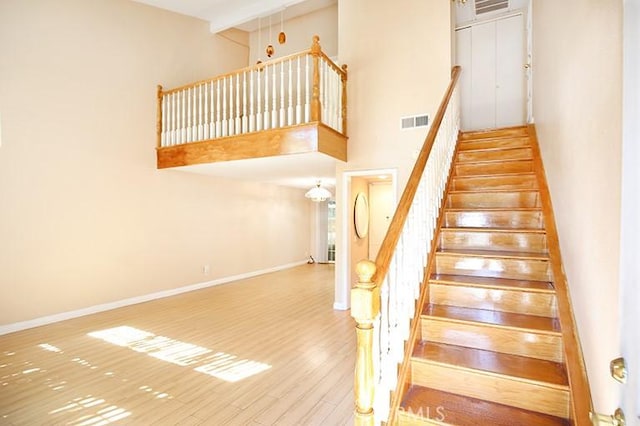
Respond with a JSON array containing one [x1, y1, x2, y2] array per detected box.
[[610, 357, 627, 383], [590, 408, 625, 426]]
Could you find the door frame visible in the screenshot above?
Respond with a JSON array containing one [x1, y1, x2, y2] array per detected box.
[[334, 168, 397, 310], [455, 8, 532, 127]]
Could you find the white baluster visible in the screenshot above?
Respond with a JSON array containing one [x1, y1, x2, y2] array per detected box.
[[236, 73, 241, 134], [203, 83, 209, 140], [287, 59, 293, 126], [264, 65, 270, 130], [161, 95, 167, 147], [209, 81, 215, 138], [296, 56, 302, 124], [242, 72, 247, 134], [216, 80, 221, 138], [272, 63, 277, 129], [305, 54, 310, 122], [249, 70, 255, 133], [222, 77, 228, 137], [257, 68, 262, 131], [192, 86, 198, 141], [171, 93, 177, 145], [280, 61, 285, 127], [186, 88, 192, 142], [229, 75, 235, 136], [181, 89, 186, 144]]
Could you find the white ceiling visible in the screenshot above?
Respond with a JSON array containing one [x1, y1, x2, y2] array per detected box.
[[173, 152, 338, 190], [132, 0, 336, 33]]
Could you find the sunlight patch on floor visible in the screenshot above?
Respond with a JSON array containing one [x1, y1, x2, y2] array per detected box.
[[88, 326, 270, 382], [49, 395, 131, 425]]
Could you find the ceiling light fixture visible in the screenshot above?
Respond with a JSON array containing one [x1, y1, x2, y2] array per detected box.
[[305, 181, 332, 202]]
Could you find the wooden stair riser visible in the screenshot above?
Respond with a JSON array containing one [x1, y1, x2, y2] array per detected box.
[[410, 361, 570, 419], [429, 284, 557, 317], [457, 147, 533, 163], [444, 209, 545, 229], [451, 174, 538, 191], [447, 191, 541, 209], [439, 229, 548, 253], [459, 127, 529, 141], [458, 137, 531, 152], [421, 318, 563, 362], [454, 159, 534, 177], [435, 253, 552, 281]]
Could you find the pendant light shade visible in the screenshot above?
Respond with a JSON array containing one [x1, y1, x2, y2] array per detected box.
[[305, 181, 332, 202]]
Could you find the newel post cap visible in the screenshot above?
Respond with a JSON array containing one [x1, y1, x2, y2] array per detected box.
[[356, 260, 376, 284]]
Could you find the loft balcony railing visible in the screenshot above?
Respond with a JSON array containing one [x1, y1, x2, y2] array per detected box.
[[155, 36, 347, 168]]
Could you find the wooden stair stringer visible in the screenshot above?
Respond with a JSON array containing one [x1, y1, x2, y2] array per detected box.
[[527, 124, 593, 424]]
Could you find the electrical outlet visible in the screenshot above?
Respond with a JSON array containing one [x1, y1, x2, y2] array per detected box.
[[202, 265, 210, 275]]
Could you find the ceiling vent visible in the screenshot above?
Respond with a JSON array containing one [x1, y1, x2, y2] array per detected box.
[[475, 0, 509, 15], [401, 114, 429, 130]]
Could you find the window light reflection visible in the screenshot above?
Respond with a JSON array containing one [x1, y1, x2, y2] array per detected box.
[[88, 326, 270, 382]]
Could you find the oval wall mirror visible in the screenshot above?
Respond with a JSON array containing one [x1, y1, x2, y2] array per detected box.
[[354, 192, 369, 239]]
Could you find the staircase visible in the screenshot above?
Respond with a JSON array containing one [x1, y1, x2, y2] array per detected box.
[[396, 126, 572, 425]]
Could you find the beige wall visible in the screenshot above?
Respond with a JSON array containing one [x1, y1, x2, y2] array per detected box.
[[335, 0, 452, 307], [532, 0, 623, 411], [248, 4, 338, 63], [0, 0, 310, 326]]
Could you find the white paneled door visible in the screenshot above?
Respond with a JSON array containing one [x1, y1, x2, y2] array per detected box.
[[456, 14, 526, 131]]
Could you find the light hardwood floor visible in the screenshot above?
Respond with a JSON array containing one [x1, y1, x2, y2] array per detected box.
[[0, 264, 355, 425]]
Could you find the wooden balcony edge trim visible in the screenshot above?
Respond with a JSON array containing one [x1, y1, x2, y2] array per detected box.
[[156, 122, 347, 169], [527, 123, 594, 425]]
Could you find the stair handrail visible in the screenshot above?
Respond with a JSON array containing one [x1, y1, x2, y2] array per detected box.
[[156, 36, 347, 148], [528, 124, 594, 424], [351, 66, 462, 425]]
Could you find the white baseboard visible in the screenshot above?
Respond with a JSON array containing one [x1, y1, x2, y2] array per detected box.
[[0, 260, 308, 336], [333, 301, 350, 311]]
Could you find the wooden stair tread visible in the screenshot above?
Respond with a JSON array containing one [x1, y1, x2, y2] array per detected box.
[[452, 172, 536, 179], [456, 145, 532, 154], [455, 157, 533, 165], [412, 341, 568, 387], [441, 227, 546, 234], [449, 188, 539, 194], [446, 207, 542, 212], [430, 273, 554, 292], [422, 304, 561, 333], [437, 248, 549, 261], [400, 386, 570, 426]]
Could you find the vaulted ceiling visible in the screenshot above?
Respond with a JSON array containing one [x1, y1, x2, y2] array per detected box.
[[132, 0, 336, 33]]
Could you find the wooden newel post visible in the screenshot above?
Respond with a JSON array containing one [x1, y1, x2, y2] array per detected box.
[[341, 64, 348, 136], [310, 35, 322, 123], [156, 85, 163, 148], [351, 260, 380, 426]]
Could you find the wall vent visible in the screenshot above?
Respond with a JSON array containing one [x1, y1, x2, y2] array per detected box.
[[401, 114, 429, 130], [475, 0, 509, 15]]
